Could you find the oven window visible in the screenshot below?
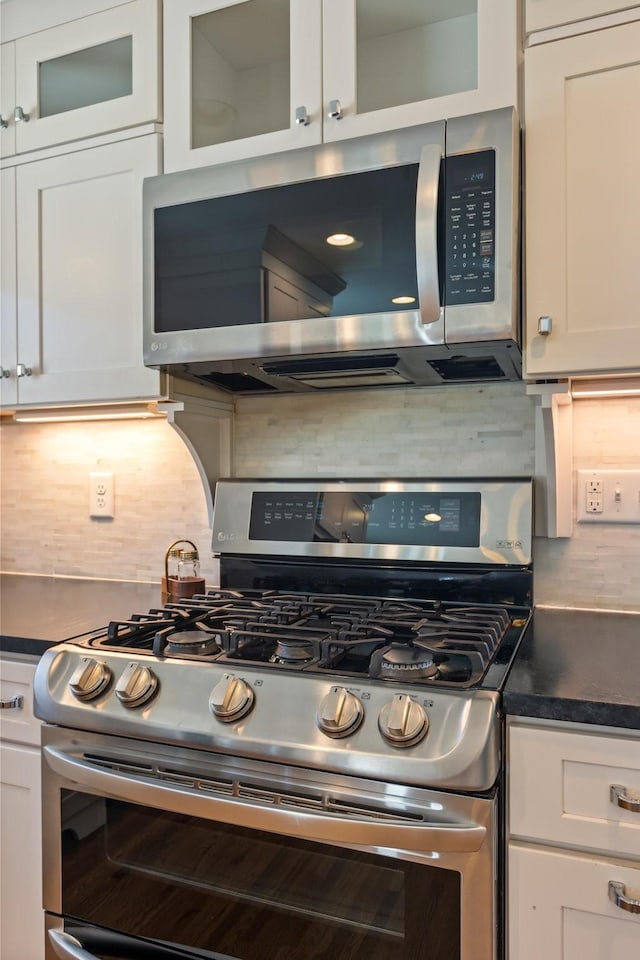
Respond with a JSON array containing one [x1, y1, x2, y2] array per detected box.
[[61, 791, 460, 959]]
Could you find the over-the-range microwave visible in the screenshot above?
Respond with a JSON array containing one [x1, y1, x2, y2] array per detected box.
[[143, 106, 520, 394]]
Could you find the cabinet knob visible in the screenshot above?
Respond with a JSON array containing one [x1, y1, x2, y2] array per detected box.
[[0, 696, 24, 710], [16, 363, 32, 377], [0, 115, 8, 129], [610, 783, 640, 813], [295, 105, 311, 126], [0, 366, 11, 378], [609, 880, 640, 914], [13, 106, 29, 123], [327, 99, 343, 120], [537, 315, 553, 336]]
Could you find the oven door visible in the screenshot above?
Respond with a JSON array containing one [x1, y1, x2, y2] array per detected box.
[[42, 725, 497, 960]]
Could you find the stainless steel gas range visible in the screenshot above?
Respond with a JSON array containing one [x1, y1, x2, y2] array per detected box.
[[35, 478, 533, 960]]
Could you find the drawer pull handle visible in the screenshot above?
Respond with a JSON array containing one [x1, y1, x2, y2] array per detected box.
[[0, 696, 24, 710], [609, 880, 640, 914], [610, 784, 640, 813]]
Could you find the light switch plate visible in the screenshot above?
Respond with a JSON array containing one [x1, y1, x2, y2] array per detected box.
[[577, 469, 640, 523]]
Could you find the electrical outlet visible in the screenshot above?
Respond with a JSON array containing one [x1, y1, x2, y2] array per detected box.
[[89, 472, 115, 518], [577, 469, 640, 523]]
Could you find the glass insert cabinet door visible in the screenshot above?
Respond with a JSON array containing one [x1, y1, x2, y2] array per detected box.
[[322, 0, 518, 141], [164, 0, 517, 172], [9, 0, 160, 154], [164, 0, 323, 172]]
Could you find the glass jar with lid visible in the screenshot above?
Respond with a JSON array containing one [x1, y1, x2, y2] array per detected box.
[[178, 549, 200, 582]]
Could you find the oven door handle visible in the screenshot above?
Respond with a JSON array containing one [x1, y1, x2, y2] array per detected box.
[[44, 745, 487, 854], [48, 927, 211, 960], [49, 930, 98, 960]]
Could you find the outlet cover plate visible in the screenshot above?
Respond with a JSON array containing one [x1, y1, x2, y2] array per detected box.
[[577, 469, 640, 523], [89, 471, 115, 518]]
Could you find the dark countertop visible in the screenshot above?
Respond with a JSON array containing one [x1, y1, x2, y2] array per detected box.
[[0, 573, 165, 656], [503, 606, 640, 729]]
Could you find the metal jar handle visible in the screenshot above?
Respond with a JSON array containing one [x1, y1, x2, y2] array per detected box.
[[164, 538, 199, 580]]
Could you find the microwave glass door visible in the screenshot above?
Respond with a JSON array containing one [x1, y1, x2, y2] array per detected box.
[[153, 164, 421, 334]]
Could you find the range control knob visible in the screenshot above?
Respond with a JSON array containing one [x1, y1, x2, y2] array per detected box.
[[68, 658, 112, 701], [114, 662, 158, 709], [378, 694, 428, 748], [317, 686, 364, 738], [210, 674, 254, 722]]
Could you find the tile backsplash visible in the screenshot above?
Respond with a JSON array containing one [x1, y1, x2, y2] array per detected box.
[[0, 416, 218, 585], [1, 381, 639, 611]]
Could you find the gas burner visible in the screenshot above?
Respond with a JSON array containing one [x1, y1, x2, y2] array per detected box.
[[370, 641, 439, 680], [223, 625, 324, 667], [163, 630, 221, 658], [269, 637, 316, 664]]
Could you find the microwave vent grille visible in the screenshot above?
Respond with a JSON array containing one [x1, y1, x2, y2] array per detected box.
[[428, 355, 507, 382]]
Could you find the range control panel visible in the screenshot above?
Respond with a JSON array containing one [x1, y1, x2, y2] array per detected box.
[[444, 149, 496, 306]]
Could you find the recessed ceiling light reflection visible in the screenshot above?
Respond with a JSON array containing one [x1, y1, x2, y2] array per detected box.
[[392, 295, 417, 304], [326, 233, 356, 247], [424, 512, 442, 523]]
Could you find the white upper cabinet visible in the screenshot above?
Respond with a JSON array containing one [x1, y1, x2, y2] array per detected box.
[[163, 0, 518, 172], [1, 134, 162, 407], [525, 0, 640, 34], [321, 0, 518, 142], [164, 0, 323, 171], [0, 42, 16, 156], [524, 20, 640, 378], [0, 0, 161, 159]]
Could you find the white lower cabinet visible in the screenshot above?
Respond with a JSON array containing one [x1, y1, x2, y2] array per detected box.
[[1, 132, 162, 407], [510, 845, 640, 959], [0, 742, 44, 960], [508, 720, 640, 960], [0, 658, 44, 960]]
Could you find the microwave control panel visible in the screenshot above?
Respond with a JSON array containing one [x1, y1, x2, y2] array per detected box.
[[444, 149, 495, 306]]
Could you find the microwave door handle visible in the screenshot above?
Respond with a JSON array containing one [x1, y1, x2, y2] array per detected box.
[[44, 745, 486, 855], [415, 142, 443, 328]]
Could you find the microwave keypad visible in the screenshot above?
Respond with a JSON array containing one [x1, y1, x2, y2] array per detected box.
[[444, 150, 495, 306]]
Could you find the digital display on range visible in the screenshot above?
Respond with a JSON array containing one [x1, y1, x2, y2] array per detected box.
[[249, 492, 481, 547]]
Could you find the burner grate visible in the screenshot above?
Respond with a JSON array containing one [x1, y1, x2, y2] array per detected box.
[[84, 590, 525, 686]]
